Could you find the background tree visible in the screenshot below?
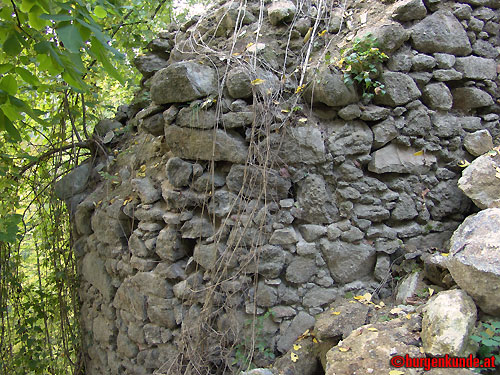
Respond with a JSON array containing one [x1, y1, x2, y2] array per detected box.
[[0, 0, 181, 373]]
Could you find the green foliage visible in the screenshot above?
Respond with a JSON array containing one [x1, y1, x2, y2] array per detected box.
[[233, 310, 276, 372], [0, 0, 178, 373], [470, 321, 500, 373], [338, 33, 388, 100]]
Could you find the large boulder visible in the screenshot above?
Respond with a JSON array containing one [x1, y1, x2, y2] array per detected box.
[[325, 318, 424, 375], [374, 72, 421, 106], [391, 0, 427, 21], [328, 120, 373, 157], [264, 126, 326, 164], [267, 0, 296, 25], [82, 251, 114, 301], [296, 174, 337, 224], [447, 209, 500, 316], [151, 61, 217, 104], [304, 68, 358, 107], [54, 163, 92, 200], [226, 164, 291, 200], [410, 11, 472, 55], [360, 22, 410, 53], [368, 143, 437, 174], [421, 289, 477, 356], [319, 238, 376, 284], [454, 56, 497, 80], [164, 126, 248, 163], [452, 87, 494, 111], [134, 54, 169, 78], [458, 153, 500, 209]]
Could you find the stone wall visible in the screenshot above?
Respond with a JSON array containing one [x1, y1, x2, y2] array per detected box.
[[55, 0, 500, 373]]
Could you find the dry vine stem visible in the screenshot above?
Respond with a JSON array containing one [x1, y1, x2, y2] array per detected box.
[[155, 0, 347, 373]]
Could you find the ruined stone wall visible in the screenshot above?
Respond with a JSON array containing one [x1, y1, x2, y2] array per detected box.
[[55, 0, 500, 373]]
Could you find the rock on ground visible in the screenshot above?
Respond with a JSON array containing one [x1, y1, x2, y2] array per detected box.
[[421, 289, 477, 356], [458, 153, 500, 209], [447, 209, 500, 316]]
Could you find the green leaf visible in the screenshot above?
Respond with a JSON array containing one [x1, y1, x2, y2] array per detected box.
[[0, 75, 17, 95], [56, 24, 84, 53], [36, 54, 63, 76], [19, 0, 36, 13], [90, 37, 124, 84], [62, 71, 86, 92], [94, 5, 107, 18], [1, 102, 22, 122], [3, 32, 22, 56], [39, 13, 74, 21], [0, 109, 21, 141], [15, 67, 40, 86], [28, 6, 50, 30], [0, 64, 14, 74]]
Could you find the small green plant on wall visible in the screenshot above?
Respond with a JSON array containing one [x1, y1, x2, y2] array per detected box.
[[470, 320, 500, 373], [337, 33, 388, 100]]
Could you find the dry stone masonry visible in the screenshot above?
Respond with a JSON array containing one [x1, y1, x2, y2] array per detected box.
[[54, 0, 500, 373]]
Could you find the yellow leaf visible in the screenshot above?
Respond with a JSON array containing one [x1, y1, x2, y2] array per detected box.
[[246, 42, 254, 49], [389, 371, 405, 375], [139, 164, 147, 172], [441, 253, 449, 257], [291, 352, 299, 362], [390, 307, 402, 314], [331, 311, 341, 315], [303, 27, 312, 43], [232, 52, 241, 56], [458, 160, 470, 168], [428, 288, 434, 297], [420, 347, 425, 354], [318, 29, 327, 37], [338, 347, 350, 352], [295, 84, 306, 94], [298, 118, 307, 123], [251, 78, 266, 86], [363, 292, 372, 301], [348, 300, 356, 303], [293, 344, 302, 351], [312, 337, 319, 344], [302, 329, 310, 336], [379, 301, 385, 307], [406, 314, 412, 320], [367, 327, 378, 332], [413, 150, 424, 156], [281, 109, 290, 113]]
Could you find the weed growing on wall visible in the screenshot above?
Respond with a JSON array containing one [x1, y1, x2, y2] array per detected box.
[[337, 33, 388, 100]]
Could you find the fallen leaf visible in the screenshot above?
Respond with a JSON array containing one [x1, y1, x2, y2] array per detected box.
[[318, 29, 327, 37], [420, 347, 425, 354], [312, 337, 319, 344], [251, 78, 265, 85], [389, 371, 405, 375], [291, 352, 298, 362], [293, 344, 302, 351], [406, 314, 412, 320], [441, 253, 449, 257], [367, 327, 378, 332], [413, 150, 424, 156], [390, 307, 402, 315], [428, 288, 434, 297], [331, 311, 341, 315], [298, 118, 307, 123], [246, 42, 254, 49], [338, 347, 350, 352], [281, 109, 290, 113]]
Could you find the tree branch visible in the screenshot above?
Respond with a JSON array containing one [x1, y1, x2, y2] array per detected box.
[[18, 142, 91, 176]]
